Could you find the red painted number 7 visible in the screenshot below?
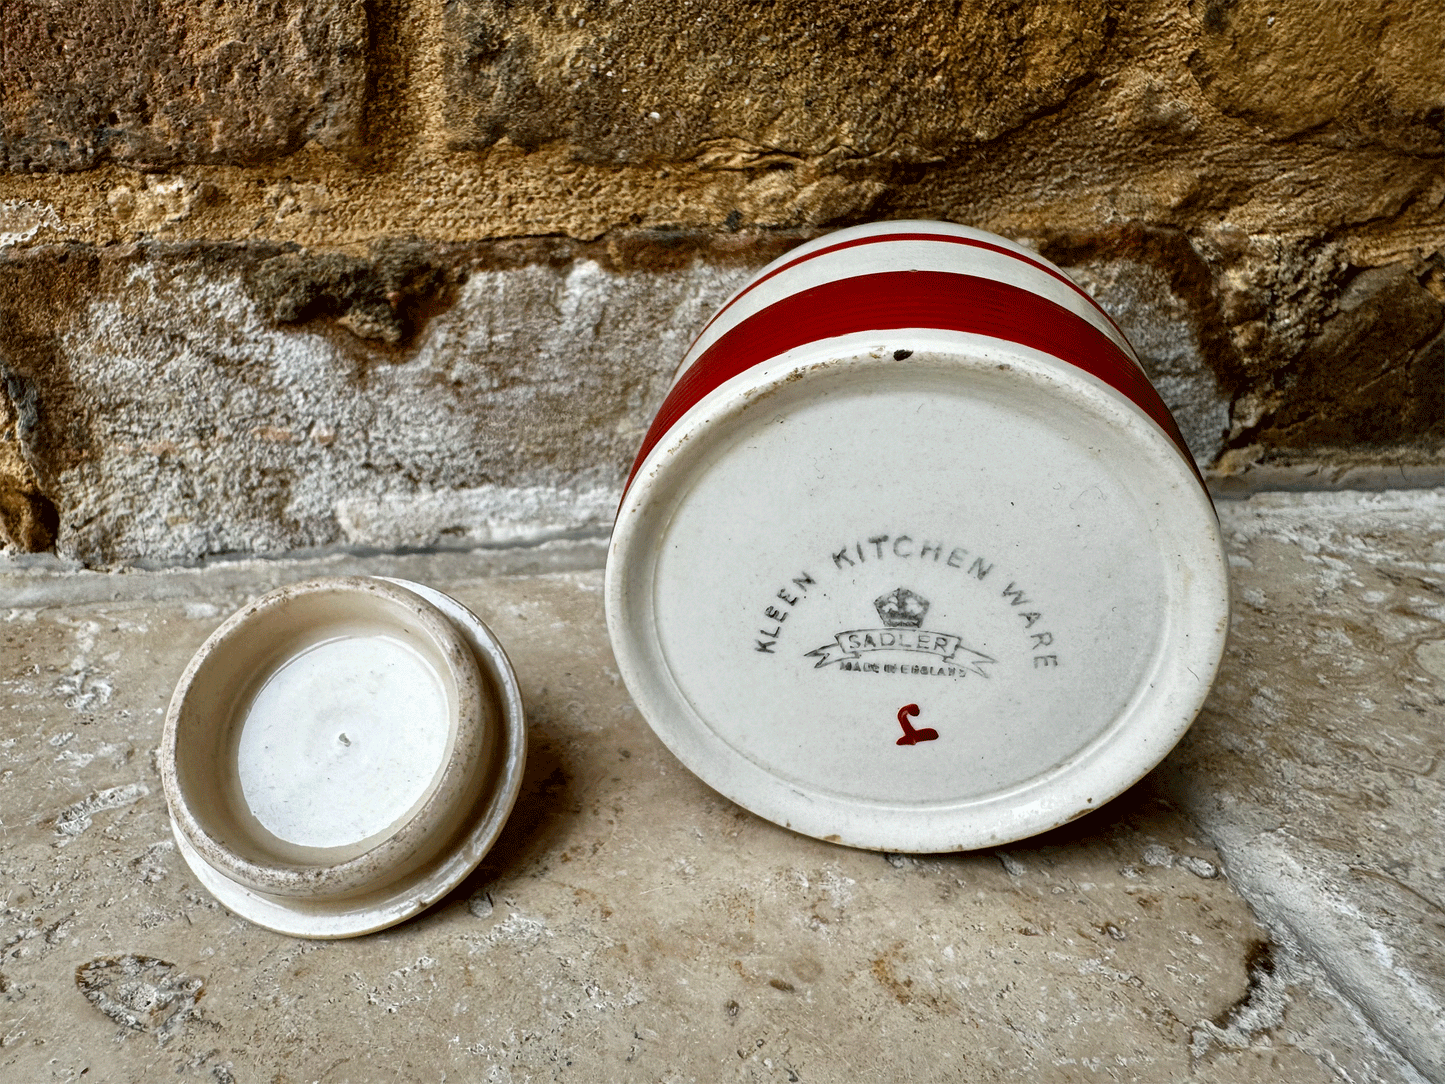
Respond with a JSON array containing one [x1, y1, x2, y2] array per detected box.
[[896, 703, 939, 746]]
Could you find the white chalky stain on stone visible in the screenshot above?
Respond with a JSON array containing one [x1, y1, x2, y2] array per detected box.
[[56, 669, 113, 712], [74, 954, 204, 1044], [483, 912, 551, 948], [54, 782, 150, 838], [132, 840, 176, 883], [0, 199, 63, 246], [55, 741, 129, 771], [54, 260, 748, 562], [1179, 855, 1220, 879], [1142, 844, 1174, 868]]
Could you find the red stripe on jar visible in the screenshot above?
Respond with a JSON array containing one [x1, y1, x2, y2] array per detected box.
[[687, 231, 1130, 354], [626, 270, 1200, 495]]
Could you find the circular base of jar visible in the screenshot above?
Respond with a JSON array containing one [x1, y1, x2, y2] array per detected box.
[[167, 579, 526, 938], [608, 334, 1229, 853]]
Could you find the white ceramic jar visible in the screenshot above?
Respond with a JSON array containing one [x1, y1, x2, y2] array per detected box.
[[606, 220, 1229, 852]]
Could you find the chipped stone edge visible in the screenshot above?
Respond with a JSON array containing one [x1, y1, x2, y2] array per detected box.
[[1188, 820, 1445, 1084], [1208, 463, 1445, 497]]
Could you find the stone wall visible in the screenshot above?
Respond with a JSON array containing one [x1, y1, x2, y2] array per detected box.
[[1, 0, 1442, 564]]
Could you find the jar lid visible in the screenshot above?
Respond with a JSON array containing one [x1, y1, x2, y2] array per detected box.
[[606, 221, 1230, 853], [161, 577, 525, 938]]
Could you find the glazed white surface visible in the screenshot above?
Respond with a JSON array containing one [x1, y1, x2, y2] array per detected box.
[[236, 634, 451, 848], [610, 332, 1228, 851], [653, 374, 1161, 804]]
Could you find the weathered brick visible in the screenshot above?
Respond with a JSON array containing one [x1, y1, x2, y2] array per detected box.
[[0, 373, 57, 550], [1189, 0, 1445, 157], [3, 231, 1442, 561], [0, 239, 761, 562], [1260, 265, 1445, 446], [443, 0, 1108, 164], [0, 0, 367, 172]]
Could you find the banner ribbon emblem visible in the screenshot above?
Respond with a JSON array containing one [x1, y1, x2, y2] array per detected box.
[[805, 627, 995, 674]]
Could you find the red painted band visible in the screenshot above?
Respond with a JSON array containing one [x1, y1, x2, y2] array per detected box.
[[625, 270, 1200, 496], [689, 231, 1129, 352]]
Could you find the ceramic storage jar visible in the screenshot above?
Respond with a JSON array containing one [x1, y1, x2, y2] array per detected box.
[[606, 220, 1229, 853]]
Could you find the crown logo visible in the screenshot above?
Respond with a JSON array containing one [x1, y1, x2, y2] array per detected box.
[[874, 587, 929, 628]]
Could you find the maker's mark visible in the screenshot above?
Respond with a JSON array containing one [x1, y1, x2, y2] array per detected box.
[[804, 586, 995, 676]]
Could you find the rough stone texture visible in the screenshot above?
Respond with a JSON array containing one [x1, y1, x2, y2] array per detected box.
[[1165, 490, 1445, 1082], [443, 0, 1107, 163], [1053, 232, 1236, 464], [0, 0, 1444, 556], [1253, 265, 1445, 448], [0, 0, 1435, 245], [0, 526, 1433, 1082], [1188, 0, 1445, 157], [0, 0, 367, 172], [0, 367, 56, 551], [0, 239, 772, 563], [1, 234, 1442, 564]]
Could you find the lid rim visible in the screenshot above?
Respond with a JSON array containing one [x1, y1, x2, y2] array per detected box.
[[164, 577, 489, 899], [163, 578, 527, 936]]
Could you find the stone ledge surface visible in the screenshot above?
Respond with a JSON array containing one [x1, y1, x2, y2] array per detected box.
[[1165, 490, 1445, 1081], [1, 490, 1441, 1080]]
